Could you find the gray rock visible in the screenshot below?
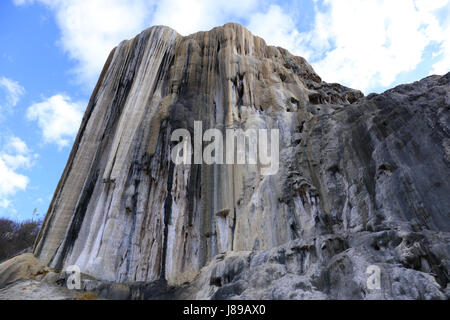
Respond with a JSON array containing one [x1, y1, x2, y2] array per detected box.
[[41, 271, 59, 284], [0, 280, 79, 300]]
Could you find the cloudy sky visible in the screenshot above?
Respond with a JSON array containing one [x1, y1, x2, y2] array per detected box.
[[0, 0, 449, 220]]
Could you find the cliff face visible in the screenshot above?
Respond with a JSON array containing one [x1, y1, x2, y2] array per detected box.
[[33, 23, 450, 299]]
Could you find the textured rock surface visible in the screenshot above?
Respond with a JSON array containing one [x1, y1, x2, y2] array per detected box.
[[27, 23, 449, 299], [0, 253, 51, 289], [0, 280, 78, 300]]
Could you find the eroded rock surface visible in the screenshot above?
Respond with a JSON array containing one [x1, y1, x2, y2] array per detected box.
[[25, 23, 449, 300], [0, 253, 51, 288], [0, 280, 79, 300]]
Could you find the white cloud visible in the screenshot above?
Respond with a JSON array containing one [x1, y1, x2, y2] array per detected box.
[[12, 0, 32, 5], [247, 5, 312, 58], [0, 158, 28, 206], [14, 0, 259, 88], [295, 0, 450, 92], [13, 0, 155, 88], [13, 0, 450, 93], [26, 94, 86, 149], [5, 136, 30, 155], [152, 0, 258, 35], [0, 199, 11, 209], [429, 7, 450, 76], [0, 136, 34, 209], [51, 0, 156, 88], [0, 76, 25, 110], [245, 1, 450, 92]]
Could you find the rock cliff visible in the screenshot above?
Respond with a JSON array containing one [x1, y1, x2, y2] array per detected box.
[[29, 23, 449, 299]]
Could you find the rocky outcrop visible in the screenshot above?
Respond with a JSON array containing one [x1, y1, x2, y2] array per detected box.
[[26, 23, 449, 299], [0, 280, 79, 300], [0, 253, 51, 288]]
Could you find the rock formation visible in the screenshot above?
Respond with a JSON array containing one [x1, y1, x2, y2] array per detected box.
[[7, 23, 449, 299]]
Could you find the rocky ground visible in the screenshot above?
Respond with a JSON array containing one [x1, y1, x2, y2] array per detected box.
[[0, 280, 78, 300]]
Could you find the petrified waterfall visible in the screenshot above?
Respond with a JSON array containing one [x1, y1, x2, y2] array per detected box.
[[32, 23, 449, 299]]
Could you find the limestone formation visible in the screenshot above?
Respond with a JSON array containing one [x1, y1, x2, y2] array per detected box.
[[7, 23, 448, 299]]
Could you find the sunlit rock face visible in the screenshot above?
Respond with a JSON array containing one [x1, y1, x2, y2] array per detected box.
[[33, 23, 449, 299]]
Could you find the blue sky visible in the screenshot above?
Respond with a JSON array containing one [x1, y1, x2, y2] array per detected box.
[[0, 0, 449, 221]]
